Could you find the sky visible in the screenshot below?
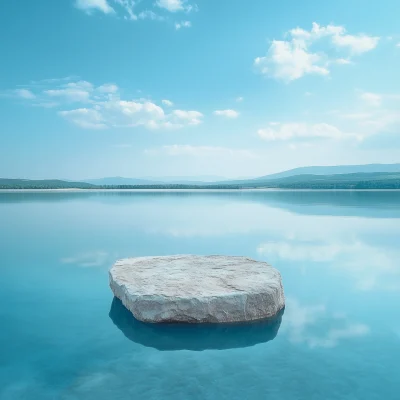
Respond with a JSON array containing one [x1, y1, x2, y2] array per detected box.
[[1, 0, 400, 179]]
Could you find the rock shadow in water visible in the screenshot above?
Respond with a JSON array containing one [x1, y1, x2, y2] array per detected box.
[[109, 297, 283, 351]]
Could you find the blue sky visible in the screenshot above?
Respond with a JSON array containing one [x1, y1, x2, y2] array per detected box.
[[1, 0, 400, 179]]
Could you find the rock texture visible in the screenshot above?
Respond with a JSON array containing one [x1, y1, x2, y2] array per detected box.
[[109, 255, 285, 324]]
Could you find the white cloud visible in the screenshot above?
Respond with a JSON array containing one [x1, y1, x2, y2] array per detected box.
[[254, 41, 329, 82], [75, 0, 197, 25], [59, 108, 107, 129], [156, 0, 197, 13], [156, 0, 184, 12], [45, 89, 90, 102], [172, 109, 203, 125], [335, 58, 352, 65], [175, 20, 191, 30], [289, 23, 345, 40], [332, 33, 379, 54], [145, 145, 255, 158], [10, 79, 202, 131], [75, 0, 115, 14], [14, 89, 36, 99], [44, 80, 93, 102], [97, 83, 118, 93], [360, 92, 382, 107], [114, 0, 137, 20], [397, 42, 400, 48], [257, 122, 355, 141], [213, 109, 239, 118], [290, 22, 379, 54], [138, 10, 164, 21], [255, 22, 379, 81], [61, 98, 202, 130]]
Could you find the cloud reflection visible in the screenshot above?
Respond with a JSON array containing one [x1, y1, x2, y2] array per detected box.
[[258, 240, 400, 291], [282, 298, 370, 348], [60, 251, 109, 267]]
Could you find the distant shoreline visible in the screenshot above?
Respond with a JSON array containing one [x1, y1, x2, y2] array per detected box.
[[2, 169, 400, 190], [2, 188, 400, 193]]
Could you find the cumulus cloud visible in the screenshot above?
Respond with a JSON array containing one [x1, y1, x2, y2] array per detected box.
[[138, 10, 164, 21], [254, 41, 329, 82], [171, 110, 203, 125], [332, 33, 379, 54], [10, 78, 203, 131], [213, 109, 239, 118], [157, 0, 183, 11], [44, 80, 94, 103], [60, 100, 202, 130], [114, 0, 137, 20], [156, 0, 193, 12], [59, 108, 107, 129], [254, 22, 379, 82], [75, 0, 115, 14], [257, 122, 357, 141], [75, 0, 197, 25]]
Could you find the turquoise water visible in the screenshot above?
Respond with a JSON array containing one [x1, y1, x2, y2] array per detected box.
[[1, 191, 399, 399]]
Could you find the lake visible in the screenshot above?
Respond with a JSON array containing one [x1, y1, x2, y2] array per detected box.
[[1, 190, 399, 399]]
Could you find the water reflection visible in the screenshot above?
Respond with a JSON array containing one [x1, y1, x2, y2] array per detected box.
[[109, 297, 283, 351], [282, 298, 370, 348], [2, 190, 400, 218]]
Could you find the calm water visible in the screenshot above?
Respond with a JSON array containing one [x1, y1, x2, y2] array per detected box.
[[1, 191, 399, 400]]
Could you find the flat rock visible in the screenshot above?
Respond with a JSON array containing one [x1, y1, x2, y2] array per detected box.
[[109, 255, 285, 324]]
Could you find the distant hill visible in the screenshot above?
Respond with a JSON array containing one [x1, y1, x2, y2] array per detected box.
[[253, 163, 400, 181], [0, 179, 95, 189], [2, 167, 400, 190], [235, 172, 400, 189]]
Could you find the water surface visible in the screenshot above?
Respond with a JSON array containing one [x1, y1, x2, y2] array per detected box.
[[1, 191, 399, 399]]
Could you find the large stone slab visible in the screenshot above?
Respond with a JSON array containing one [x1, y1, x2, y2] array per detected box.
[[109, 255, 285, 323]]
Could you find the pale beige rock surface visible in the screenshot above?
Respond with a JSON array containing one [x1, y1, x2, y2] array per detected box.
[[109, 255, 285, 323]]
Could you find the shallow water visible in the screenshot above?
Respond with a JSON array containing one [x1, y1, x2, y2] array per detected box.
[[1, 191, 399, 399]]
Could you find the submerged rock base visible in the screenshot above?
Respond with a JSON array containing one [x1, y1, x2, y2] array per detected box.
[[109, 255, 285, 324]]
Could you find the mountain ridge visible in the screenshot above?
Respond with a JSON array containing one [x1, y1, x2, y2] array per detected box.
[[1, 163, 400, 189]]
